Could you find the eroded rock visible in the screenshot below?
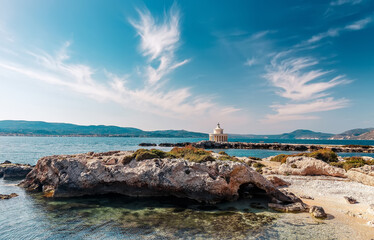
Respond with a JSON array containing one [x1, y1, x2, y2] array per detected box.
[[20, 151, 294, 204], [278, 156, 347, 178], [266, 176, 290, 187], [347, 165, 374, 187]]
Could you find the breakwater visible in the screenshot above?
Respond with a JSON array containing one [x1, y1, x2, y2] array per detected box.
[[139, 141, 374, 153]]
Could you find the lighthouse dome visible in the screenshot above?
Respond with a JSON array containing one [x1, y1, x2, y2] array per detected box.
[[214, 123, 224, 134]]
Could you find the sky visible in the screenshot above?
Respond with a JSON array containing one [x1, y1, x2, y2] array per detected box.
[[0, 0, 373, 134]]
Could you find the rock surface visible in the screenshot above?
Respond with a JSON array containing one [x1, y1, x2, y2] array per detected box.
[[344, 196, 358, 204], [278, 156, 347, 178], [0, 162, 33, 180], [155, 141, 374, 153], [309, 206, 327, 219], [268, 202, 309, 213], [266, 176, 290, 187], [20, 151, 294, 204], [0, 193, 18, 200], [347, 165, 374, 187]]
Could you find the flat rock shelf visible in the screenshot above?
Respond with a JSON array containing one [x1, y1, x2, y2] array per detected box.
[[139, 141, 374, 153]]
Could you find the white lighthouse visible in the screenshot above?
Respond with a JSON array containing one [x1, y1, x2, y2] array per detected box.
[[209, 123, 228, 142]]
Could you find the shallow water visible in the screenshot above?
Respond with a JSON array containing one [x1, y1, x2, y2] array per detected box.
[[0, 136, 372, 239], [0, 179, 359, 240], [1, 136, 373, 165]]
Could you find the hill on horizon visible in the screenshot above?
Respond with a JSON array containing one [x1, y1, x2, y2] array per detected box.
[[0, 120, 208, 138], [0, 120, 373, 140]]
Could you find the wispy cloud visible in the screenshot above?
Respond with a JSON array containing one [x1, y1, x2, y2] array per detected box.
[[0, 6, 240, 122], [265, 56, 349, 101], [129, 4, 190, 85], [265, 98, 349, 123], [263, 53, 349, 122], [306, 17, 372, 44], [330, 0, 362, 6], [345, 17, 372, 30]]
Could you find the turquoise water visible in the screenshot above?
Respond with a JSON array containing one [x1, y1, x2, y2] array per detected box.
[[1, 136, 373, 239], [1, 136, 374, 165]]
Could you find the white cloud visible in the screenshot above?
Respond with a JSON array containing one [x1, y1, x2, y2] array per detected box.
[[263, 53, 350, 122], [265, 56, 348, 101], [129, 4, 189, 85], [0, 6, 241, 124], [244, 57, 256, 67]]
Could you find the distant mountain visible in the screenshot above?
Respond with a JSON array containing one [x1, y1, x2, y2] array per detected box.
[[355, 130, 374, 140], [0, 120, 208, 138], [1, 120, 373, 140], [230, 129, 334, 140], [329, 128, 374, 140], [276, 129, 334, 139]]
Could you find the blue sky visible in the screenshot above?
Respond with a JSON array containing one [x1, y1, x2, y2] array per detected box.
[[0, 0, 373, 134]]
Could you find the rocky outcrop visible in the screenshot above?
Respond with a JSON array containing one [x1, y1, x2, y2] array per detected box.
[[20, 151, 294, 204], [347, 165, 374, 186], [266, 176, 290, 187], [0, 162, 33, 180], [0, 193, 18, 200], [278, 156, 347, 178]]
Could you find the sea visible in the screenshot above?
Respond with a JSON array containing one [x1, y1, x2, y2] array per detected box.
[[1, 136, 374, 240]]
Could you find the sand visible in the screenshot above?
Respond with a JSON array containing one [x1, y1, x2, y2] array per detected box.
[[274, 175, 374, 239]]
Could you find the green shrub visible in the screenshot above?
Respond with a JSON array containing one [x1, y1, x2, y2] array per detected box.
[[218, 151, 228, 155], [122, 155, 134, 164], [218, 155, 240, 162], [169, 145, 214, 163], [133, 149, 159, 161], [253, 162, 265, 173], [253, 162, 265, 168], [329, 157, 374, 171], [306, 149, 338, 163], [270, 154, 289, 164]]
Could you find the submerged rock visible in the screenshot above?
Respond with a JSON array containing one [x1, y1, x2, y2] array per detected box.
[[0, 193, 18, 200], [278, 156, 347, 178], [347, 165, 374, 187], [0, 162, 33, 180], [20, 151, 294, 204], [268, 202, 309, 213]]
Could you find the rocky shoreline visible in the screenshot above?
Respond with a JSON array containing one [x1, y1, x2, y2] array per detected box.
[[1, 145, 373, 237], [140, 141, 374, 153]]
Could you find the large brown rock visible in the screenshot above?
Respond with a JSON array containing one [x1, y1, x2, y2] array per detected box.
[[278, 156, 347, 178], [20, 151, 293, 204], [347, 165, 374, 186]]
